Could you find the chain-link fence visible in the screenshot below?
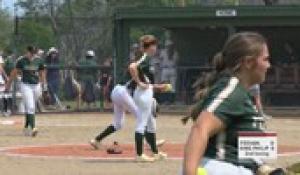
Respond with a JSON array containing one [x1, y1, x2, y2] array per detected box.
[[3, 4, 300, 116]]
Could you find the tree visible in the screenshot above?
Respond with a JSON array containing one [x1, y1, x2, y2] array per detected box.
[[17, 19, 55, 50], [0, 10, 13, 51]]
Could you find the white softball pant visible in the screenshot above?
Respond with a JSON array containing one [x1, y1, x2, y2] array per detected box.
[[20, 83, 42, 115], [110, 85, 142, 132], [180, 158, 253, 175], [133, 86, 156, 134]]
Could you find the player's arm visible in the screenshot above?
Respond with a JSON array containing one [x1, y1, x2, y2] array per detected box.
[[183, 111, 224, 175], [152, 84, 168, 92], [0, 66, 8, 81], [106, 75, 112, 89], [5, 68, 19, 91], [39, 69, 47, 91], [38, 59, 47, 91], [128, 62, 148, 89]]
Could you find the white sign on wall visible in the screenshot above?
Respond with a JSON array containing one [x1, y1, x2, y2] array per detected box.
[[216, 9, 237, 17], [238, 131, 277, 160]]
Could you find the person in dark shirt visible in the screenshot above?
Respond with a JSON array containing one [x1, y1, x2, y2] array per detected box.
[[45, 47, 60, 105], [77, 50, 98, 109], [99, 58, 113, 109]]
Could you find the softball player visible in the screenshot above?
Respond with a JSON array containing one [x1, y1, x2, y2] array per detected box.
[[89, 50, 157, 162], [90, 47, 166, 162], [130, 35, 167, 161], [5, 46, 46, 137], [0, 56, 9, 116], [182, 32, 284, 175]]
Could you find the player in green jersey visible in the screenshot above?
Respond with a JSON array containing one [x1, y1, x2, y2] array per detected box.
[[182, 32, 285, 175], [5, 46, 46, 137]]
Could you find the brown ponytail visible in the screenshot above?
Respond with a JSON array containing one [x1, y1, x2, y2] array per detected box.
[[182, 32, 267, 124], [182, 53, 226, 124], [139, 35, 157, 50], [133, 50, 144, 62]]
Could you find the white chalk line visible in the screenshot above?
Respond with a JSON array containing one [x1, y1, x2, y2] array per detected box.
[[0, 143, 183, 161], [0, 143, 300, 161]]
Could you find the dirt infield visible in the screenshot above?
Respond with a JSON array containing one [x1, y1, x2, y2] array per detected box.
[[0, 113, 300, 175]]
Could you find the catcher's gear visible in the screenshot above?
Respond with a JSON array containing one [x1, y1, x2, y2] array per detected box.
[[106, 141, 122, 154], [42, 90, 51, 105]]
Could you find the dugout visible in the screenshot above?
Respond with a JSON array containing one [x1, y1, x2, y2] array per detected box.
[[113, 5, 300, 106]]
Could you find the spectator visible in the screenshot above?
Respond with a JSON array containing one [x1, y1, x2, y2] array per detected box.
[[151, 47, 162, 84], [45, 47, 61, 106], [63, 61, 81, 110], [36, 49, 45, 59], [283, 42, 298, 65], [99, 57, 113, 109], [77, 50, 98, 109], [160, 40, 179, 103], [129, 43, 139, 61], [249, 84, 272, 120], [161, 40, 178, 90], [4, 54, 15, 77]]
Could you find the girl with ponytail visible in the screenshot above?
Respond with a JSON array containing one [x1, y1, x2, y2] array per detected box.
[[182, 32, 277, 175]]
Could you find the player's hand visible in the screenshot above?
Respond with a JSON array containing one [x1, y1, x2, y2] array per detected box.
[[153, 84, 172, 92], [153, 84, 165, 91]]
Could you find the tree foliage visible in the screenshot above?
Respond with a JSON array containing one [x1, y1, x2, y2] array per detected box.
[[0, 11, 13, 52], [4, 0, 300, 61]]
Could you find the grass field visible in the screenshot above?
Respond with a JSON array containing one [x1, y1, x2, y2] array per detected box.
[[0, 113, 300, 175]]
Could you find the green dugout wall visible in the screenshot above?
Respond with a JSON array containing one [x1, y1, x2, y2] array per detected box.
[[113, 5, 300, 106]]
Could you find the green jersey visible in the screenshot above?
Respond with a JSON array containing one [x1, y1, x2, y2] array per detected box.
[[118, 53, 153, 87], [136, 54, 154, 84], [16, 56, 45, 84], [77, 58, 98, 82], [197, 74, 265, 169]]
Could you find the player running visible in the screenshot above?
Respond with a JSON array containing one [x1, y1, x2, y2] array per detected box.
[[5, 46, 46, 137]]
